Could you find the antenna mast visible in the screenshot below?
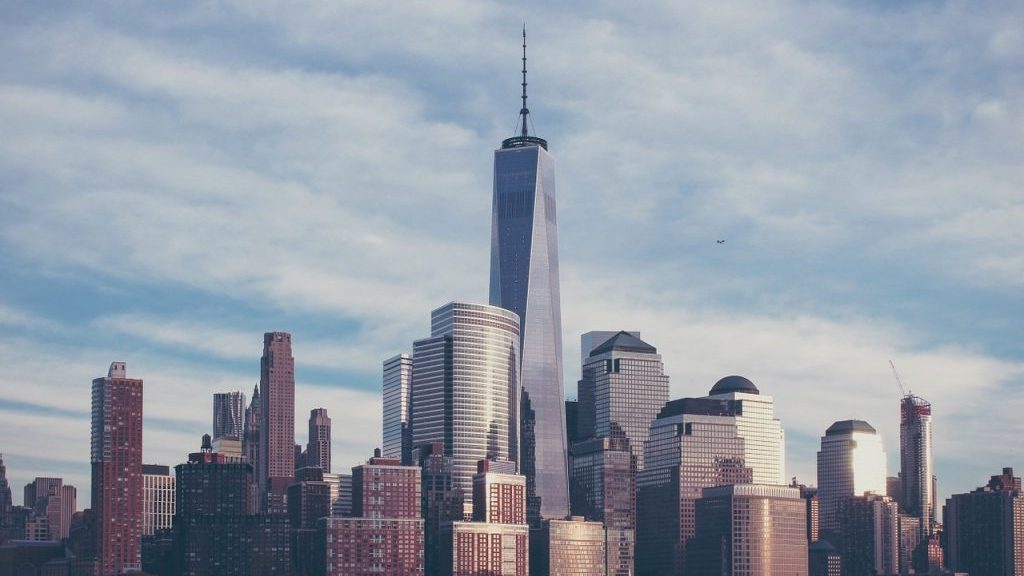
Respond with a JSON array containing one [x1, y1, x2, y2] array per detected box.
[[520, 25, 529, 138]]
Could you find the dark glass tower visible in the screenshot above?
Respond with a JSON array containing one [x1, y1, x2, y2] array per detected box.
[[489, 29, 569, 523]]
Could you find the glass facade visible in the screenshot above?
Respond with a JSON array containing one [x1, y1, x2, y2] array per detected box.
[[689, 484, 808, 576], [816, 420, 887, 537], [411, 302, 520, 518], [383, 354, 414, 464], [490, 142, 568, 523]]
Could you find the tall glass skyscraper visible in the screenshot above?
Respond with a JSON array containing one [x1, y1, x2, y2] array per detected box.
[[410, 302, 520, 518], [382, 353, 413, 465], [705, 375, 785, 485], [899, 394, 935, 536], [816, 420, 887, 537], [489, 29, 569, 523]]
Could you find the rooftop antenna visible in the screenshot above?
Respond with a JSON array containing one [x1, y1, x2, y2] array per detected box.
[[520, 24, 529, 138]]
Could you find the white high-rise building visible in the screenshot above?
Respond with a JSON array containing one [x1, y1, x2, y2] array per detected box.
[[141, 464, 175, 536], [705, 376, 786, 485], [816, 420, 887, 536]]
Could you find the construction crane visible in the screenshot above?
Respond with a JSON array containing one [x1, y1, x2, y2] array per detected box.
[[889, 359, 908, 397]]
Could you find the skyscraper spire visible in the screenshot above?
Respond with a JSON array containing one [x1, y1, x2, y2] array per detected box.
[[503, 26, 547, 150], [520, 24, 529, 138]]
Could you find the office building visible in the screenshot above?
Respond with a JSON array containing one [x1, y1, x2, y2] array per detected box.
[[259, 331, 295, 513], [900, 393, 936, 536], [687, 484, 808, 576], [636, 397, 753, 575], [411, 301, 520, 518], [944, 467, 1023, 576], [791, 479, 820, 543], [212, 391, 245, 441], [289, 467, 331, 576], [23, 477, 75, 541], [809, 540, 842, 576], [836, 494, 899, 576], [141, 465, 175, 536], [705, 376, 785, 485], [816, 420, 887, 537], [576, 331, 669, 471], [488, 31, 569, 523], [383, 353, 414, 465], [319, 451, 424, 576], [535, 516, 606, 576], [307, 408, 331, 473], [570, 436, 635, 576], [91, 361, 143, 575]]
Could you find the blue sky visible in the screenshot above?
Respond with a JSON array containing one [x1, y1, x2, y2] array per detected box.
[[1, 1, 1021, 510]]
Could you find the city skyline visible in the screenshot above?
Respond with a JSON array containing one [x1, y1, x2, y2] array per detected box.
[[1, 0, 1022, 516]]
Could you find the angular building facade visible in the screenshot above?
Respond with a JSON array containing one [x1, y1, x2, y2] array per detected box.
[[212, 391, 245, 442], [259, 331, 295, 513], [836, 494, 899, 576], [816, 420, 887, 538], [411, 302, 520, 518], [488, 33, 569, 523], [535, 516, 606, 576], [687, 484, 808, 576], [91, 361, 144, 575], [383, 353, 414, 465], [576, 331, 669, 471]]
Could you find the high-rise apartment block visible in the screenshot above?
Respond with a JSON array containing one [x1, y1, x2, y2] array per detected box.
[[816, 420, 887, 538], [141, 465, 175, 536], [899, 393, 935, 536], [319, 452, 424, 575], [418, 443, 463, 576], [488, 33, 569, 522], [383, 353, 414, 465], [91, 361, 143, 575], [687, 484, 808, 576], [637, 397, 753, 575], [258, 331, 295, 513], [944, 467, 1023, 576], [444, 460, 529, 576], [213, 391, 245, 441], [576, 331, 669, 471], [570, 436, 635, 576], [411, 302, 520, 518], [307, 408, 331, 473]]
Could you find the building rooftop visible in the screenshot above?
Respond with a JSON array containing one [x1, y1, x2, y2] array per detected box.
[[589, 330, 657, 356], [709, 375, 759, 396], [825, 420, 877, 436]]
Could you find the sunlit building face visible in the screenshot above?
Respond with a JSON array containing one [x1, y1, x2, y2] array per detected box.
[[816, 420, 887, 536]]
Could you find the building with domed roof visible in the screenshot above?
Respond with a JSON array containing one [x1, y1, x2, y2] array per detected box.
[[706, 375, 786, 485]]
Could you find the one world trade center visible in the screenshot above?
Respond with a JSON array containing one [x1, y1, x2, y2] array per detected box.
[[488, 29, 569, 524]]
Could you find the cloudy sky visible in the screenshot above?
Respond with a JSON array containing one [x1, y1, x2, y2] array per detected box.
[[1, 1, 1021, 509]]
